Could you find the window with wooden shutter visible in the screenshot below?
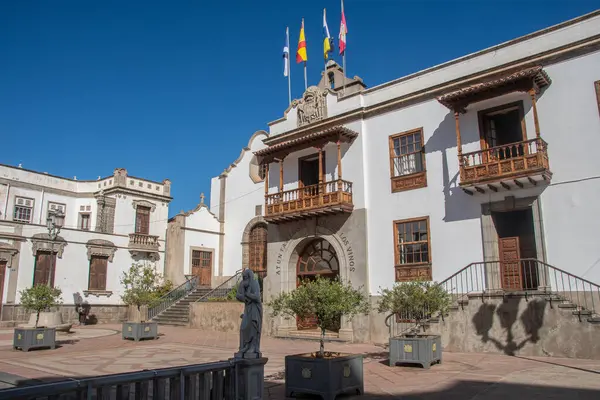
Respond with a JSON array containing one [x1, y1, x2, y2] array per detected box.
[[248, 224, 267, 276], [88, 256, 108, 291], [135, 206, 151, 234], [33, 252, 56, 287]]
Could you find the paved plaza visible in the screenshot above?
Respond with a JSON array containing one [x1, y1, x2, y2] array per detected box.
[[0, 325, 599, 398]]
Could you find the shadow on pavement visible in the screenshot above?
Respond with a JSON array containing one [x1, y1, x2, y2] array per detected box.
[[266, 379, 600, 399]]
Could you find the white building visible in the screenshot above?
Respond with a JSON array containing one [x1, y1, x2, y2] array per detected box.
[[165, 11, 600, 342], [0, 165, 171, 323]]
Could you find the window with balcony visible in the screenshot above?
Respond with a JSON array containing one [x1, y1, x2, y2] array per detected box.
[[88, 256, 108, 291], [135, 206, 151, 235], [13, 197, 34, 223], [389, 128, 427, 192], [478, 101, 527, 157], [393, 217, 432, 282]]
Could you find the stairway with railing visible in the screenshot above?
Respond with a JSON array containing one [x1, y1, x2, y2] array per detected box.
[[150, 270, 243, 326], [387, 259, 600, 338]]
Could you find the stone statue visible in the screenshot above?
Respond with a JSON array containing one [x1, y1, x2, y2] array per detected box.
[[235, 268, 262, 358]]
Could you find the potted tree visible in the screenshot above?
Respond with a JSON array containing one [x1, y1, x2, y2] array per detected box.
[[13, 285, 63, 352], [268, 275, 370, 399], [378, 279, 451, 369], [120, 263, 163, 341]]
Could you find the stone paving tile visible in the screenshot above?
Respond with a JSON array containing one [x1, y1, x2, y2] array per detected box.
[[0, 324, 599, 398]]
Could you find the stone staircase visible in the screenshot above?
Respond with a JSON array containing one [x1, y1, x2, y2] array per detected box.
[[152, 287, 213, 326]]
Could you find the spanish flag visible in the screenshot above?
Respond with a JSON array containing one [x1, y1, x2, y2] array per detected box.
[[296, 19, 307, 63]]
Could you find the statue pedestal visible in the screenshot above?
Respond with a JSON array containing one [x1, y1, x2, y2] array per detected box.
[[231, 356, 268, 400]]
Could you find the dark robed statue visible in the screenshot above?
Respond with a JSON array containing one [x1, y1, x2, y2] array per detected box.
[[235, 268, 262, 358]]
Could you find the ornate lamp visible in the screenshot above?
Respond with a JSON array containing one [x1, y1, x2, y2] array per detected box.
[[46, 211, 65, 241]]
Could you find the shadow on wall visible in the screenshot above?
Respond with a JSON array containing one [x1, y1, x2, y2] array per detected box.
[[425, 112, 480, 223], [472, 297, 546, 356]]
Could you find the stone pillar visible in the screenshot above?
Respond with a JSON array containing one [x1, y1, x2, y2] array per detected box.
[[231, 357, 268, 400]]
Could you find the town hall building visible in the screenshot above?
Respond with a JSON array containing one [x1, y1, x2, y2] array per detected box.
[[165, 11, 600, 343]]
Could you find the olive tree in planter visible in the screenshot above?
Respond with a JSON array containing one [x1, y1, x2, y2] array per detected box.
[[378, 280, 451, 369], [14, 285, 63, 352], [268, 275, 370, 400], [121, 263, 163, 341]]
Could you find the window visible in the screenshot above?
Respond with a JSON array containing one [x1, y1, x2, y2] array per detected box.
[[389, 129, 427, 192], [88, 256, 108, 291], [135, 206, 151, 235], [393, 217, 432, 282], [249, 224, 267, 275], [48, 202, 66, 217], [13, 197, 34, 223], [259, 163, 268, 180], [33, 252, 56, 287], [80, 213, 91, 230]]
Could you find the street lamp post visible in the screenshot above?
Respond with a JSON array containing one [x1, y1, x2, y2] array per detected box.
[[46, 211, 64, 287]]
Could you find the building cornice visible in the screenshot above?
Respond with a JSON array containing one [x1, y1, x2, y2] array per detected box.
[[219, 130, 269, 177], [99, 187, 173, 203], [264, 35, 600, 142]]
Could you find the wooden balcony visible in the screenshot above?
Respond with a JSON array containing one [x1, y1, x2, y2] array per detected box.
[[265, 179, 353, 223], [459, 138, 552, 194]]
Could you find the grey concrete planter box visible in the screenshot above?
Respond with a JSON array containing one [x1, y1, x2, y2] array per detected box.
[[285, 353, 363, 400], [13, 327, 56, 352], [389, 334, 442, 369], [122, 322, 158, 341]]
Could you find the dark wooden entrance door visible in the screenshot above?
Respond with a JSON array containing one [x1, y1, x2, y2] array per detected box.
[[0, 261, 6, 317], [295, 239, 340, 330], [192, 250, 212, 287], [34, 252, 55, 287], [499, 236, 522, 290]]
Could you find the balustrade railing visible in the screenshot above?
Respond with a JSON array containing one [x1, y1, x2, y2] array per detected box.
[[387, 258, 600, 338], [149, 275, 200, 320], [459, 138, 550, 184], [195, 270, 243, 302], [0, 360, 236, 400], [129, 233, 160, 249], [265, 178, 353, 216]]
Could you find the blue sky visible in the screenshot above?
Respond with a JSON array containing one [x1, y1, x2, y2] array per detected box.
[[1, 1, 598, 217]]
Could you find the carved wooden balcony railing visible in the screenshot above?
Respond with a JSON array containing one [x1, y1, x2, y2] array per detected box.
[[459, 138, 551, 193], [128, 233, 160, 251], [265, 179, 353, 223]]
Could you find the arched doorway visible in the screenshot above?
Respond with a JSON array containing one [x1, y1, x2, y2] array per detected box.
[[296, 238, 340, 330], [248, 224, 267, 277]]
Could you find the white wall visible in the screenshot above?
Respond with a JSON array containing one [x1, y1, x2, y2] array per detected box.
[[220, 133, 268, 276], [182, 207, 221, 277]]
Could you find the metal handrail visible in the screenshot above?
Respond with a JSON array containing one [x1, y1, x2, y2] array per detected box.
[[0, 360, 235, 399], [387, 258, 600, 337], [195, 269, 243, 303], [148, 275, 200, 320]]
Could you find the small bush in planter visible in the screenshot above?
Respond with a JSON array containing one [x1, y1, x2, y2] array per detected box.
[[14, 285, 63, 352], [378, 279, 451, 368], [120, 262, 164, 341], [268, 275, 370, 399]]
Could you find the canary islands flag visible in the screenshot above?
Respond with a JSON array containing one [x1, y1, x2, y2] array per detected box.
[[323, 9, 333, 60]]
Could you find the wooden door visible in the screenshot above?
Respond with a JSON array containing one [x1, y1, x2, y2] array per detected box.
[[0, 261, 6, 317], [33, 252, 55, 287], [499, 236, 522, 290], [89, 256, 108, 291], [135, 206, 151, 235], [191, 250, 212, 287], [296, 275, 319, 330]]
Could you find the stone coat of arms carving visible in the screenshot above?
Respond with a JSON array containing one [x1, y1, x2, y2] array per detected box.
[[295, 86, 328, 127]]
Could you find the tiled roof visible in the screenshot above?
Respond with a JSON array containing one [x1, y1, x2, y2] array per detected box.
[[437, 66, 551, 109], [254, 126, 358, 159]]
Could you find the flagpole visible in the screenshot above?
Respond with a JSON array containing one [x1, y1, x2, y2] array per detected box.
[[287, 27, 292, 105], [304, 61, 308, 90], [324, 8, 327, 85], [341, 0, 346, 95]]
